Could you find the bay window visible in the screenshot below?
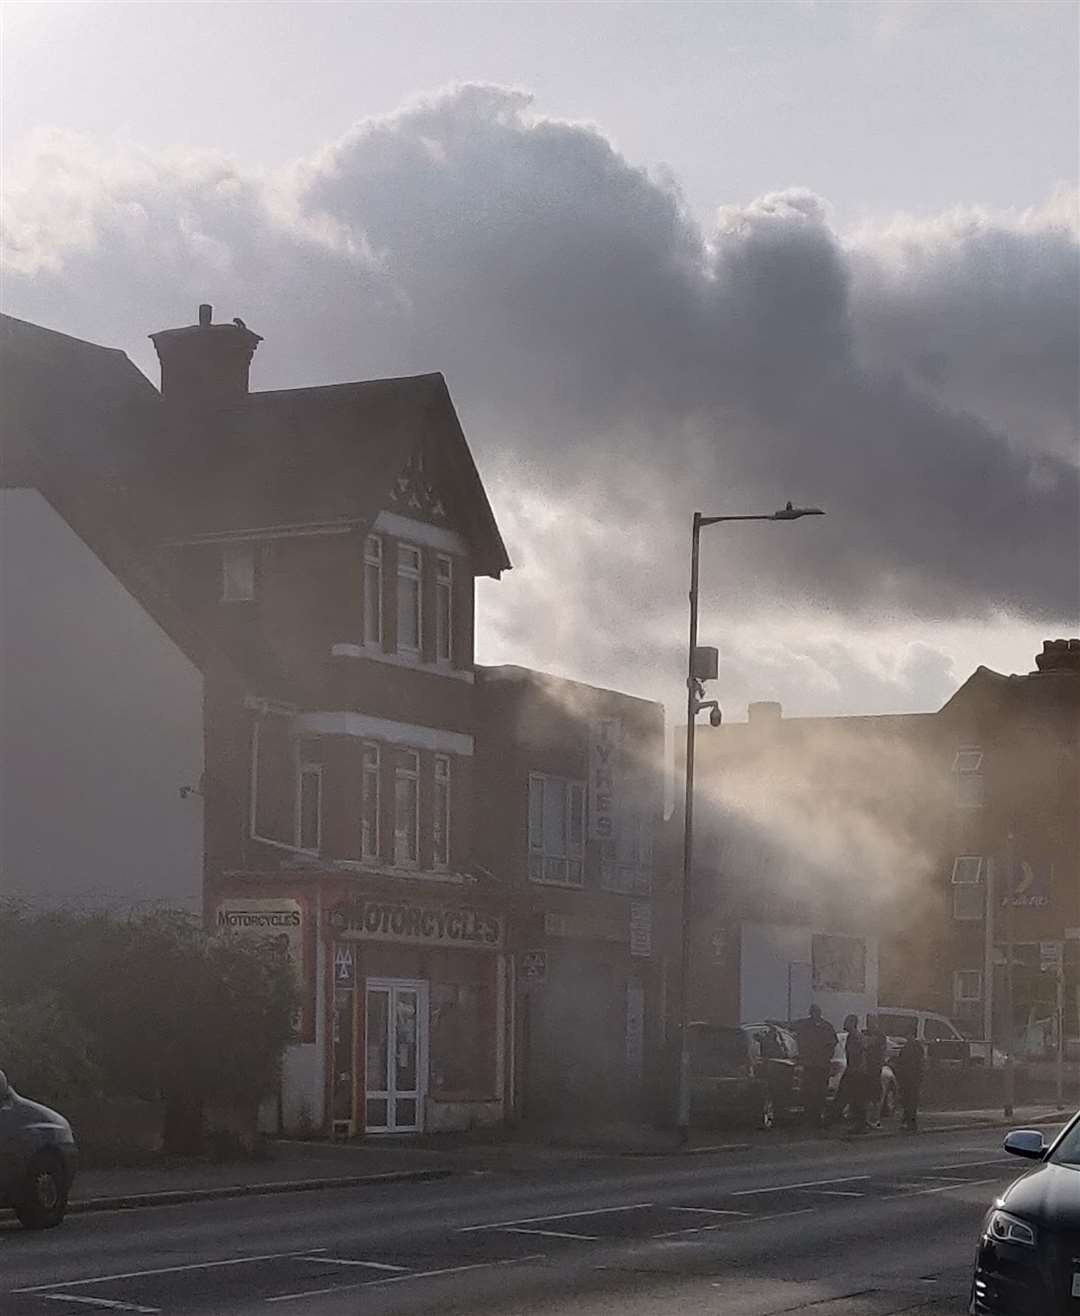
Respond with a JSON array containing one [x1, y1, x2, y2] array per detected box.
[[361, 742, 380, 860], [397, 544, 422, 653], [434, 754, 451, 869], [363, 535, 383, 646], [394, 748, 420, 867], [435, 554, 453, 663]]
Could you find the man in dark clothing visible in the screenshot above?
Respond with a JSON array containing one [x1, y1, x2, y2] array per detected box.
[[894, 1034, 925, 1131], [795, 1004, 837, 1128], [864, 1015, 888, 1127], [828, 1014, 868, 1132]]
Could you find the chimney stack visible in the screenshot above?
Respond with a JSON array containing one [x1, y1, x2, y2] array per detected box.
[[149, 304, 262, 407], [1034, 638, 1080, 674]]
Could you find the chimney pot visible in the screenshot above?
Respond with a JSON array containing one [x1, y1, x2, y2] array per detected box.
[[198, 303, 212, 327]]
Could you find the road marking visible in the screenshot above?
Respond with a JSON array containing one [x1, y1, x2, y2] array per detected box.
[[41, 1299, 160, 1314], [459, 1202, 653, 1231], [811, 1189, 866, 1197], [730, 1175, 870, 1197], [13, 1249, 330, 1293], [652, 1206, 818, 1239], [928, 1158, 1015, 1171], [500, 1226, 599, 1240], [297, 1257, 408, 1271], [665, 1206, 750, 1216], [265, 1253, 545, 1303], [897, 1176, 1001, 1198]]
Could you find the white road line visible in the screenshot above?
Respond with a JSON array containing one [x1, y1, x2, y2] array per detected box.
[[265, 1253, 545, 1303], [665, 1207, 750, 1216], [897, 1176, 1001, 1198], [41, 1298, 160, 1314], [928, 1159, 1015, 1171], [730, 1176, 870, 1197], [297, 1257, 408, 1271], [500, 1226, 598, 1240], [458, 1202, 653, 1232], [652, 1206, 818, 1239], [14, 1249, 330, 1294], [811, 1190, 866, 1197]]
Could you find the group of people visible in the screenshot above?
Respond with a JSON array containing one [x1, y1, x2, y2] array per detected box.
[[794, 1005, 925, 1134]]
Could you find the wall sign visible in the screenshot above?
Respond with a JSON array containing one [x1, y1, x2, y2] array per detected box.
[[629, 902, 653, 959], [330, 900, 503, 949], [589, 718, 622, 842], [1002, 860, 1052, 909], [521, 950, 547, 983], [543, 910, 624, 943], [216, 898, 305, 1029], [334, 944, 355, 988]]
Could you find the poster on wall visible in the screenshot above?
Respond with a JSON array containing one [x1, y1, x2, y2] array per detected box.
[[216, 898, 305, 1031]]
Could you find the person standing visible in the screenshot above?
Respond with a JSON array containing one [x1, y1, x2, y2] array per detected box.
[[864, 1015, 888, 1128], [894, 1033, 925, 1131], [795, 1004, 837, 1128], [826, 1014, 868, 1131]]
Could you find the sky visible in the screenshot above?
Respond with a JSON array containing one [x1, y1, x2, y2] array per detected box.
[[2, 0, 1078, 722]]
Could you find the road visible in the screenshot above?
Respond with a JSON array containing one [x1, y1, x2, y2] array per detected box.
[[2, 1125, 1039, 1316]]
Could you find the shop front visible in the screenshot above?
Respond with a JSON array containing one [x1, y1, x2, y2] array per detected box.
[[327, 896, 509, 1136]]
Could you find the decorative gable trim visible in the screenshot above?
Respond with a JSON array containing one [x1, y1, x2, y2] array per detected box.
[[373, 511, 469, 556], [389, 449, 448, 523]]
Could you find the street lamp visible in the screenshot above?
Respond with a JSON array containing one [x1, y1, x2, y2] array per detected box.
[[676, 502, 825, 1143]]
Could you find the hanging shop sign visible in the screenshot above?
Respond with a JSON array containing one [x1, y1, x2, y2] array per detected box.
[[589, 718, 622, 842], [329, 900, 503, 949]]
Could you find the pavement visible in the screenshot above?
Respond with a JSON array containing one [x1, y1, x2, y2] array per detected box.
[[64, 1102, 1070, 1213], [5, 1121, 1061, 1315]]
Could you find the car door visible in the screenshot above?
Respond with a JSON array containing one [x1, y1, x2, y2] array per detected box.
[[759, 1026, 798, 1110], [689, 1026, 752, 1121], [922, 1014, 968, 1068]]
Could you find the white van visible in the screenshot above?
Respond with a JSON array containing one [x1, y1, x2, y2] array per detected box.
[[872, 1007, 971, 1068]]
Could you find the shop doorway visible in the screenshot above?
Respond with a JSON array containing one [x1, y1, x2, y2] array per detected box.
[[365, 978, 429, 1133]]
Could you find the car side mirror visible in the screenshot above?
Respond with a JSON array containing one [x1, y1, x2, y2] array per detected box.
[[1003, 1129, 1046, 1160]]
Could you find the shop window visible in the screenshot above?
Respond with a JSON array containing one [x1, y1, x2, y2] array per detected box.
[[954, 748, 985, 809], [222, 543, 255, 602], [361, 742, 380, 861], [363, 535, 382, 647], [430, 981, 493, 1097], [397, 544, 422, 654], [435, 554, 453, 663], [394, 749, 420, 867], [528, 774, 585, 886], [433, 754, 451, 870]]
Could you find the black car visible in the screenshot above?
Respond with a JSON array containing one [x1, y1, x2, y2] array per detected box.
[[0, 1068, 79, 1229], [971, 1113, 1080, 1314], [688, 1021, 801, 1129]]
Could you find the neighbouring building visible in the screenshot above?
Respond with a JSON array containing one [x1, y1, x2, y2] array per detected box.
[[0, 314, 207, 911], [475, 666, 667, 1126], [685, 644, 1080, 1057]]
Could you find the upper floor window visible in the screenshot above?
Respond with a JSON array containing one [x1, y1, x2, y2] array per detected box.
[[954, 969, 983, 1005], [361, 742, 380, 861], [397, 544, 422, 653], [601, 808, 653, 895], [394, 748, 420, 867], [433, 754, 451, 869], [222, 544, 255, 602], [954, 748, 985, 809], [528, 774, 585, 887], [364, 536, 383, 647], [435, 555, 453, 663], [296, 740, 322, 853], [951, 854, 984, 920]]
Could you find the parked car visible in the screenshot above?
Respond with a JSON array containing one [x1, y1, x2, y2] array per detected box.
[[828, 1032, 899, 1117], [688, 1021, 802, 1129], [873, 1007, 972, 1069], [0, 1068, 78, 1228], [970, 1112, 1080, 1314]]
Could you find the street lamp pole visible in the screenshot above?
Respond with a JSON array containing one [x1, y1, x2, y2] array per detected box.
[[675, 502, 824, 1143]]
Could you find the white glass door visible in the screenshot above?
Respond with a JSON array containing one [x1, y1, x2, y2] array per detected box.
[[365, 979, 428, 1132]]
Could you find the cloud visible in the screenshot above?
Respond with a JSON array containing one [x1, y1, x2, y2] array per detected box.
[[3, 85, 1077, 716]]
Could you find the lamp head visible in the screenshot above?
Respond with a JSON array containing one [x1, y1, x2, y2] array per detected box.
[[772, 502, 825, 521]]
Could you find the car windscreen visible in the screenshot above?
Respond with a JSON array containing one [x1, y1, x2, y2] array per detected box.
[[1048, 1115, 1080, 1166], [876, 1013, 917, 1038], [690, 1027, 748, 1075]]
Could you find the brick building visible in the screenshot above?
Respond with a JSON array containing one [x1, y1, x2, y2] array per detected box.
[[685, 642, 1080, 1055]]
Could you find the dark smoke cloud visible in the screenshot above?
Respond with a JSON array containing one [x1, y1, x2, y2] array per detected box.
[[3, 86, 1077, 711]]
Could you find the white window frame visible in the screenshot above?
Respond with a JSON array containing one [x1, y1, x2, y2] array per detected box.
[[363, 535, 383, 648], [361, 741, 380, 862], [222, 543, 255, 602], [951, 855, 984, 885], [435, 554, 453, 664], [952, 883, 984, 921], [296, 742, 322, 854], [954, 969, 983, 1004], [953, 747, 985, 809], [396, 543, 422, 655], [250, 712, 305, 853], [394, 748, 420, 868], [528, 773, 586, 888], [601, 806, 654, 895], [433, 754, 451, 870]]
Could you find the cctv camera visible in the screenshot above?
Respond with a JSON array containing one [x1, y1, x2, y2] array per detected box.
[[709, 706, 723, 728]]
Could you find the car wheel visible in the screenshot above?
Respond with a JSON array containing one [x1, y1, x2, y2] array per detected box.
[[14, 1152, 68, 1229], [759, 1093, 776, 1130]]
